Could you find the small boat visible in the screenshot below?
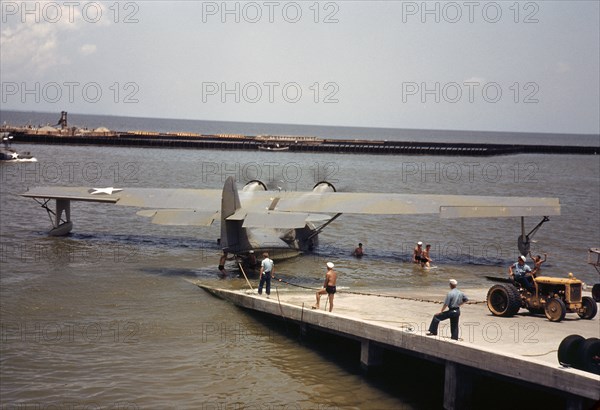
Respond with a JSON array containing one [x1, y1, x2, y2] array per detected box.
[[1, 133, 37, 162], [258, 143, 289, 151], [0, 148, 38, 162]]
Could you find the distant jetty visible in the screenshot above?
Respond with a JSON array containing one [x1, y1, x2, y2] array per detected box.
[[2, 112, 597, 156]]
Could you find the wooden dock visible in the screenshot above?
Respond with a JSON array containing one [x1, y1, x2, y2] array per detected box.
[[197, 284, 599, 410]]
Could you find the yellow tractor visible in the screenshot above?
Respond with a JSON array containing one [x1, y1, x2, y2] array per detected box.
[[486, 273, 597, 322]]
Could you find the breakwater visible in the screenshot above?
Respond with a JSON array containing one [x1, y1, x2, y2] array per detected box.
[[5, 128, 598, 156]]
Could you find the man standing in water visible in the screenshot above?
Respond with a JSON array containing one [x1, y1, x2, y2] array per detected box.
[[352, 243, 364, 258], [313, 262, 337, 312], [426, 279, 468, 340], [422, 244, 433, 268], [413, 241, 428, 265]]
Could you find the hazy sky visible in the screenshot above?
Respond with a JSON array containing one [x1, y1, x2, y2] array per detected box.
[[1, 1, 599, 133]]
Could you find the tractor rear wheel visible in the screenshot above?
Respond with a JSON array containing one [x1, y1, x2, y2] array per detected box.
[[545, 298, 566, 322], [578, 337, 600, 375], [487, 284, 521, 317], [558, 334, 585, 368], [577, 296, 598, 320]]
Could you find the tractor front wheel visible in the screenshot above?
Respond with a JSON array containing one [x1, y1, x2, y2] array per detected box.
[[545, 298, 566, 322]]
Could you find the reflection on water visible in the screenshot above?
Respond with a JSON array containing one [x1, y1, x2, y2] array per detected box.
[[1, 144, 598, 408]]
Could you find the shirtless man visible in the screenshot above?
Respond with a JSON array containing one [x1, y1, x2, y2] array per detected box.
[[352, 243, 364, 258], [413, 241, 428, 266], [422, 244, 432, 268], [529, 252, 547, 276], [313, 262, 337, 312]]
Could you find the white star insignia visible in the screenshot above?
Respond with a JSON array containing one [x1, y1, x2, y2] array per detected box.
[[90, 187, 123, 195]]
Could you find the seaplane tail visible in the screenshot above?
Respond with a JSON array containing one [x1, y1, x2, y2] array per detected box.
[[220, 176, 244, 253]]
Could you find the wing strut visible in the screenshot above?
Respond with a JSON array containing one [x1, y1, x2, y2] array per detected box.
[[307, 213, 342, 241], [518, 216, 550, 255], [33, 198, 73, 236]]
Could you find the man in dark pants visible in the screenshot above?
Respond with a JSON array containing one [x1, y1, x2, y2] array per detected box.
[[258, 252, 274, 297], [427, 279, 468, 340], [509, 255, 535, 293]]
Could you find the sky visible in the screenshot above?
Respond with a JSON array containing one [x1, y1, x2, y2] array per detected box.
[[1, 0, 599, 134]]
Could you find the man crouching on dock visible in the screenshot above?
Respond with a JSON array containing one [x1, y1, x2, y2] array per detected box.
[[313, 262, 337, 312]]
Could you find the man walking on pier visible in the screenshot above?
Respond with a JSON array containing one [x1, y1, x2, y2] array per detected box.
[[427, 279, 468, 340]]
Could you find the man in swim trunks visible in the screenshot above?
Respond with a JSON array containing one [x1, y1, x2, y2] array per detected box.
[[313, 262, 337, 312], [422, 244, 432, 268], [413, 241, 428, 266]]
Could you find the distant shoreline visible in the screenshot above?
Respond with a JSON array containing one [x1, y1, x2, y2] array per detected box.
[[3, 125, 598, 157], [1, 110, 599, 148]]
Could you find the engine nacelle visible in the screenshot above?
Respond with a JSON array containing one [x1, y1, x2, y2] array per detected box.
[[243, 180, 267, 192], [312, 181, 336, 193]]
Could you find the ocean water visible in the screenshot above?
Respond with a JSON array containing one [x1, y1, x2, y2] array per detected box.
[[1, 113, 599, 409]]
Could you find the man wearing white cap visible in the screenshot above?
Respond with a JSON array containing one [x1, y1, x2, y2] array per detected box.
[[312, 262, 337, 312], [413, 241, 427, 265], [427, 279, 468, 340], [509, 255, 534, 293]]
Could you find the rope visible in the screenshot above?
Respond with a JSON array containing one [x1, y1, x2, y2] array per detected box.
[[521, 350, 557, 357], [275, 276, 486, 305], [275, 286, 286, 320], [238, 263, 254, 291]]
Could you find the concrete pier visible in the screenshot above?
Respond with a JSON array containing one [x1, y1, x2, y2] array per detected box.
[[198, 284, 599, 409]]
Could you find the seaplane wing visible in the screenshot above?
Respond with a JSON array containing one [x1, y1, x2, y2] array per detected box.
[[21, 178, 560, 256], [21, 186, 223, 228], [240, 212, 333, 229], [21, 182, 561, 221], [136, 209, 219, 226], [249, 191, 561, 218], [21, 186, 222, 209], [22, 186, 560, 218]]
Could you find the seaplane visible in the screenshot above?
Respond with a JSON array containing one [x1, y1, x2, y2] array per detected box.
[[21, 177, 561, 265], [1, 133, 37, 163]]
